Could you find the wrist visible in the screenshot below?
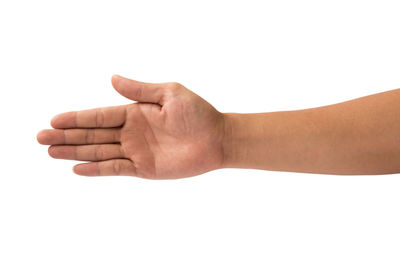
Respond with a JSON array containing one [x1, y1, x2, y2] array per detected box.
[[221, 113, 247, 168]]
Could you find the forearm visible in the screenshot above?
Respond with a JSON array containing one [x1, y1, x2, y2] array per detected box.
[[222, 88, 400, 174]]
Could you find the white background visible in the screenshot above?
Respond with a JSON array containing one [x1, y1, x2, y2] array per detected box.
[[1, 0, 400, 258]]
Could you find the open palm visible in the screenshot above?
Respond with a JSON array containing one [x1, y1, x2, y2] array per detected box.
[[37, 76, 226, 179]]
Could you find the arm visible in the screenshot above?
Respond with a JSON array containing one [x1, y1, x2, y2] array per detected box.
[[37, 76, 400, 179], [222, 89, 400, 174]]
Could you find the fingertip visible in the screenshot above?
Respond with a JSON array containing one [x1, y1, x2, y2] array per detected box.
[[51, 112, 75, 129], [73, 163, 98, 176], [47, 145, 58, 158], [111, 75, 131, 99], [47, 146, 54, 157], [72, 164, 83, 175], [37, 130, 48, 144], [50, 114, 60, 128], [111, 74, 122, 87]]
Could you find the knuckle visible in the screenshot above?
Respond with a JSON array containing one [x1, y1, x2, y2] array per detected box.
[[167, 82, 182, 90], [114, 130, 121, 142], [134, 85, 143, 100], [85, 130, 95, 143], [112, 161, 121, 175], [165, 82, 184, 98], [94, 146, 104, 161], [95, 109, 105, 127], [119, 145, 126, 157]]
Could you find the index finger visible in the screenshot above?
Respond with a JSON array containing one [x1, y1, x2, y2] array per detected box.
[[51, 105, 127, 129]]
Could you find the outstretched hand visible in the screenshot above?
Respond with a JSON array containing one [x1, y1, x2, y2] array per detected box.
[[37, 75, 226, 179]]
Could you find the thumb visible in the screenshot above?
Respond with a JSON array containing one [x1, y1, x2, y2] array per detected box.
[[111, 75, 166, 104]]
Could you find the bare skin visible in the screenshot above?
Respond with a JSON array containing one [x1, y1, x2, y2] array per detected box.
[[37, 75, 400, 179], [37, 76, 225, 179]]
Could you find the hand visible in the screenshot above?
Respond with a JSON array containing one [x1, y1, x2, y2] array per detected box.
[[37, 75, 226, 179]]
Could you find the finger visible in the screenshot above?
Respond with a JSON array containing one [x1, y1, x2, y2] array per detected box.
[[37, 128, 120, 145], [51, 105, 126, 129], [73, 159, 136, 176], [48, 144, 124, 161], [111, 75, 168, 105]]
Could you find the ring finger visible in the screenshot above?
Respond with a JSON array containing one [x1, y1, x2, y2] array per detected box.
[[48, 144, 125, 161]]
